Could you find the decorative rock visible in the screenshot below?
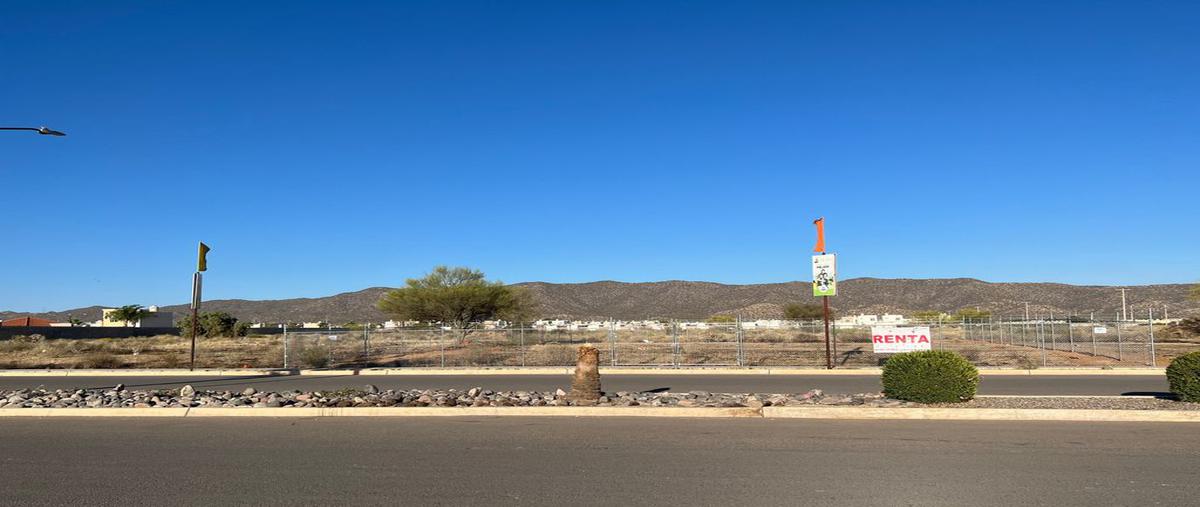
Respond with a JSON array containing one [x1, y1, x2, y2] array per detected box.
[[0, 385, 921, 411]]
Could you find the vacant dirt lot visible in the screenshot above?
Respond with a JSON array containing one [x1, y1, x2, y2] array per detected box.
[[1, 325, 1194, 369]]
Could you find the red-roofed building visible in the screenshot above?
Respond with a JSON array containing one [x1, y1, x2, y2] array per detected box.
[[1, 317, 53, 327]]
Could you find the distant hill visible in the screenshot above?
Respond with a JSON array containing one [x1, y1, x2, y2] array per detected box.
[[2, 278, 1195, 324], [518, 279, 1196, 320]]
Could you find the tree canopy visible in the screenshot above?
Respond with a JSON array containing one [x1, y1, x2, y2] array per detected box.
[[783, 303, 825, 320], [954, 308, 992, 322], [376, 266, 536, 331], [108, 305, 151, 326], [178, 311, 244, 338], [911, 310, 952, 323]]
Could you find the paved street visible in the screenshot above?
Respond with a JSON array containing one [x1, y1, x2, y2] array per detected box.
[[0, 374, 1170, 396], [0, 417, 1196, 506]]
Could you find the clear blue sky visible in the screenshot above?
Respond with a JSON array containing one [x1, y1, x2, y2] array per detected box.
[[2, 1, 1197, 312]]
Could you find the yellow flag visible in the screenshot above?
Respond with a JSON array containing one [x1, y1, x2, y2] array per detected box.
[[197, 242, 211, 272]]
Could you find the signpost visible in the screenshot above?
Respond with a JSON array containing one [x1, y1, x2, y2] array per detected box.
[[190, 242, 210, 371], [870, 326, 933, 354], [812, 218, 836, 369]]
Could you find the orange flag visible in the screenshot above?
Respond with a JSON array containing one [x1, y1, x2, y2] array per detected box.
[[812, 218, 825, 253]]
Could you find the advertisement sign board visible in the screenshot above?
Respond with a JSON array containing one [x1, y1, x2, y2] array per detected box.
[[871, 326, 932, 354], [812, 254, 837, 297]]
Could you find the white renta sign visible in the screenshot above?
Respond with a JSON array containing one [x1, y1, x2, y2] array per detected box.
[[871, 326, 932, 354]]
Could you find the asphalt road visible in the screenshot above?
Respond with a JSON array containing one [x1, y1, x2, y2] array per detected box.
[[1, 417, 1196, 506], [0, 374, 1171, 396]]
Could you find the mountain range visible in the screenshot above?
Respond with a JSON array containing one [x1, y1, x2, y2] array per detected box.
[[2, 278, 1195, 324]]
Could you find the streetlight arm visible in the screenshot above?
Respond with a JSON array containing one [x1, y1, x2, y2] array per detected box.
[[0, 126, 66, 136]]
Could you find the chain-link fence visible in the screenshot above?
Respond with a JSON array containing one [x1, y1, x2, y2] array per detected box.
[[274, 318, 1194, 369]]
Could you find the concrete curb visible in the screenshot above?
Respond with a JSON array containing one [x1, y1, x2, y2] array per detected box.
[[291, 367, 1169, 376], [0, 406, 761, 418], [977, 368, 1166, 376], [1, 405, 1195, 422], [0, 367, 1167, 377], [762, 406, 1200, 423], [0, 369, 285, 377]]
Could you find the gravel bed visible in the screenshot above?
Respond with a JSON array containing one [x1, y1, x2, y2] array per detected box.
[[1, 385, 1195, 411], [0, 385, 913, 409]]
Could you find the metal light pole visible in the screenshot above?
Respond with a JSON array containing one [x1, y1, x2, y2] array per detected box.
[[0, 126, 66, 136]]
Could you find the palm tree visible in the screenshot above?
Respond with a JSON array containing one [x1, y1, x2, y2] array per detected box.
[[108, 305, 151, 327]]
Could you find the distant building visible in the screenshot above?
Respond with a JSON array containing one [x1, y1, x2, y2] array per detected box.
[[1, 317, 53, 327], [834, 314, 909, 328]]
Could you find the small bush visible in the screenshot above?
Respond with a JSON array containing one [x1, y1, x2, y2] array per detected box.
[[1015, 355, 1039, 370], [0, 340, 34, 354], [1166, 351, 1200, 402], [530, 345, 576, 366], [75, 352, 125, 369], [11, 334, 46, 344], [959, 348, 981, 363], [298, 346, 330, 368], [881, 350, 979, 403], [158, 353, 185, 368]]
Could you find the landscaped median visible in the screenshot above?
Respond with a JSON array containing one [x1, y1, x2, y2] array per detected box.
[[2, 384, 1198, 422]]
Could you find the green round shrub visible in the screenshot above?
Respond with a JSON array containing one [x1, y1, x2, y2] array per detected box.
[[1166, 351, 1200, 402], [881, 350, 979, 403]]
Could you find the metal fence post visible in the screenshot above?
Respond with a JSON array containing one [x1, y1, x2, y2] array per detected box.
[[1116, 320, 1123, 362], [282, 324, 288, 369], [729, 314, 739, 365], [439, 327, 446, 368], [1039, 319, 1047, 367], [1049, 312, 1056, 351], [521, 324, 527, 367], [1091, 321, 1098, 357], [1067, 316, 1075, 353], [607, 321, 615, 367], [672, 320, 680, 368], [1148, 309, 1156, 367]]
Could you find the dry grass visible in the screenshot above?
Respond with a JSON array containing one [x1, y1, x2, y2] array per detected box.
[[0, 334, 283, 369]]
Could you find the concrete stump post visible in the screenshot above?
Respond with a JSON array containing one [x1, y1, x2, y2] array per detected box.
[[567, 344, 602, 404]]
